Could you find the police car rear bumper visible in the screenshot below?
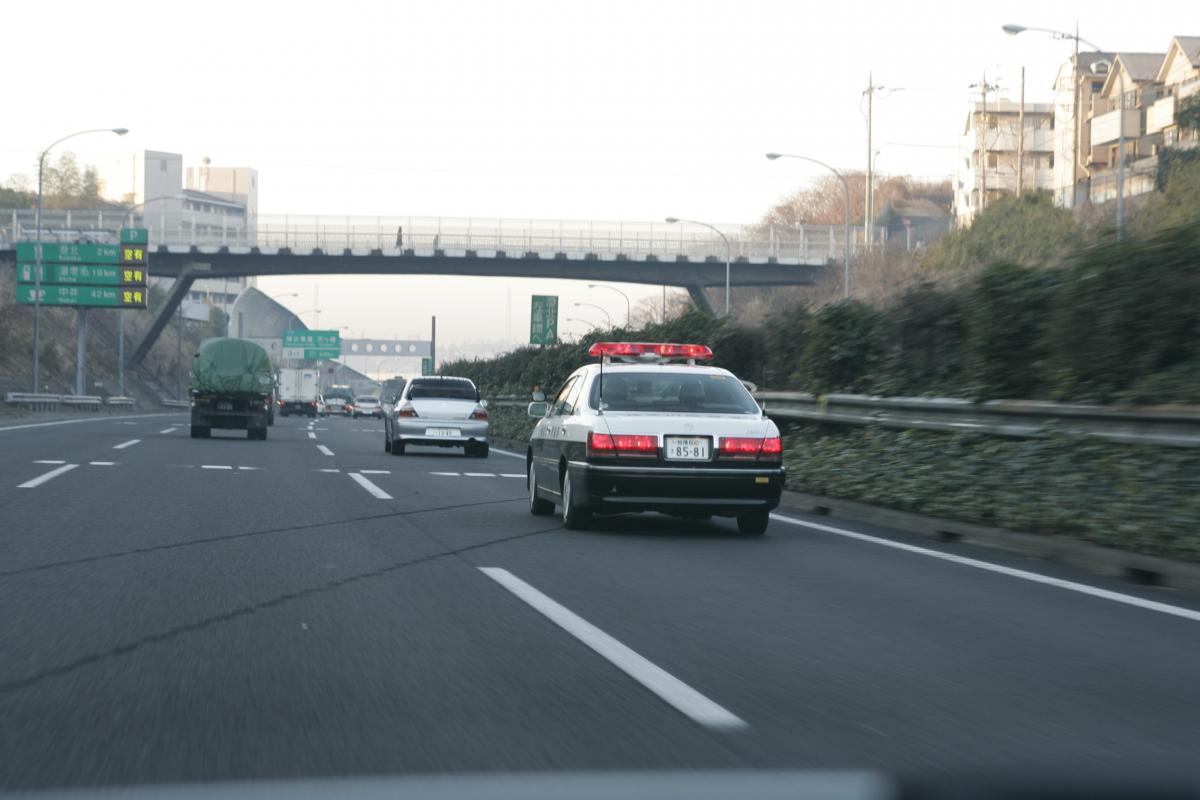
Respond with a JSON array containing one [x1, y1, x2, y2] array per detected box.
[[568, 461, 784, 515]]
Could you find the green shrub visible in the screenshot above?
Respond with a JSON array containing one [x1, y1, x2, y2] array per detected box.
[[967, 262, 1059, 399], [799, 300, 886, 395]]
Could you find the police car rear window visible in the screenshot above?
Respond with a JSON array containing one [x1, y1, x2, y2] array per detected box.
[[589, 373, 759, 414]]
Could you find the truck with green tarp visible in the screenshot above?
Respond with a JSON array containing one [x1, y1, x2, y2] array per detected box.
[[189, 338, 275, 440]]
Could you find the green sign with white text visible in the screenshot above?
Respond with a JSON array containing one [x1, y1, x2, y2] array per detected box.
[[282, 330, 341, 360], [16, 263, 148, 286], [15, 242, 119, 264], [17, 284, 149, 308], [530, 295, 558, 346]]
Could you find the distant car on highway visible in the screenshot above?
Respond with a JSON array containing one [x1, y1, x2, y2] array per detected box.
[[353, 395, 383, 419], [526, 342, 784, 534], [324, 389, 354, 417], [384, 376, 489, 457]]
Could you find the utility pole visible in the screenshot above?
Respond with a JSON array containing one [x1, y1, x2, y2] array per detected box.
[[1073, 20, 1083, 207], [969, 73, 1002, 214], [1018, 66, 1026, 195], [862, 74, 884, 250]]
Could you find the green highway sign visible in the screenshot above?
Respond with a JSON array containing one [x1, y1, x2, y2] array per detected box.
[[529, 294, 558, 346], [120, 227, 149, 245], [16, 263, 148, 286], [15, 242, 119, 264], [17, 284, 149, 308], [282, 330, 341, 360], [421, 357, 434, 376]]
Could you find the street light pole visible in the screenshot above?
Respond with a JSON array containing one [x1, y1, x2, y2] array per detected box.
[[573, 302, 612, 328], [31, 127, 128, 393], [765, 153, 852, 299], [587, 284, 631, 327], [664, 218, 732, 315], [1003, 24, 1105, 210]]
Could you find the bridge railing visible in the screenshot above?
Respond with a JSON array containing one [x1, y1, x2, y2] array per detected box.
[[2, 210, 887, 264]]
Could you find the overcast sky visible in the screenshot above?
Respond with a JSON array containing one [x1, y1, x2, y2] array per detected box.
[[4, 0, 1197, 363]]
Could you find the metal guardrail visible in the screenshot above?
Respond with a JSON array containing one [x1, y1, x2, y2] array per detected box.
[[161, 398, 191, 408], [4, 392, 62, 411], [105, 397, 136, 407], [60, 395, 103, 409], [488, 392, 1200, 447], [756, 392, 1200, 448]]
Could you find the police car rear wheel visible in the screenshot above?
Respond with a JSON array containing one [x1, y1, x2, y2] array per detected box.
[[529, 470, 554, 516], [561, 471, 591, 530], [737, 510, 769, 536]]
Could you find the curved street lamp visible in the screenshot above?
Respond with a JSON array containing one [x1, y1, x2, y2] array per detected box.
[[587, 284, 631, 327], [1003, 24, 1107, 219], [665, 217, 732, 316], [574, 302, 612, 328], [31, 127, 128, 393], [765, 152, 852, 299]]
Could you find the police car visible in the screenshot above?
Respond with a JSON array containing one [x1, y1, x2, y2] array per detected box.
[[526, 342, 785, 535]]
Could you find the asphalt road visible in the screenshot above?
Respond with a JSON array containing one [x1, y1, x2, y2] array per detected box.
[[2, 412, 1199, 791]]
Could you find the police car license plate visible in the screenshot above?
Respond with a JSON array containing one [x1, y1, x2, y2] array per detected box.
[[665, 436, 710, 461], [425, 427, 461, 437]]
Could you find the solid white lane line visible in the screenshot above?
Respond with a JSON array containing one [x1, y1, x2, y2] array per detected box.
[[0, 413, 181, 434], [89, 461, 116, 466], [159, 427, 177, 434], [201, 465, 233, 470], [113, 439, 141, 450], [316, 444, 335, 456], [348, 472, 392, 500], [770, 513, 1200, 624], [360, 469, 390, 474], [464, 472, 496, 477], [489, 447, 525, 459], [500, 473, 525, 478], [431, 472, 460, 476], [33, 460, 66, 465], [316, 468, 341, 473], [307, 432, 317, 439], [479, 567, 747, 731], [19, 464, 79, 488]]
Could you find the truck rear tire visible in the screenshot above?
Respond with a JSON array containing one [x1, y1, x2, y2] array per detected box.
[[249, 427, 267, 441], [190, 426, 210, 439]]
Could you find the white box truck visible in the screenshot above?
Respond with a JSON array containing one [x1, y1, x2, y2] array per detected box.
[[278, 368, 320, 417]]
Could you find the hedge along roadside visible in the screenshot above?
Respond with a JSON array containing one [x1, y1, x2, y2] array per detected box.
[[487, 403, 1200, 563], [443, 218, 1200, 406]]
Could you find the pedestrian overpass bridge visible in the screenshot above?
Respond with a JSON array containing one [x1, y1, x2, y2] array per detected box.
[[2, 210, 865, 366]]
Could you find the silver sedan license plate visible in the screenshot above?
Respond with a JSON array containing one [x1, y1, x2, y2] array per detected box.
[[425, 427, 461, 437], [665, 436, 710, 461]]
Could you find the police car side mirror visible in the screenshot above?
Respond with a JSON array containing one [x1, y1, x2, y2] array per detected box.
[[532, 390, 546, 402], [527, 401, 549, 418]]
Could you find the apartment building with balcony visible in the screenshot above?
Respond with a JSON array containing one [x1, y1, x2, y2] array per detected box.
[[955, 100, 1055, 226], [1049, 37, 1199, 209]]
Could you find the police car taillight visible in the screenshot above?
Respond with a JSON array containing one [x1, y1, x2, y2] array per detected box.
[[587, 342, 714, 361], [720, 436, 782, 460], [588, 432, 657, 457]]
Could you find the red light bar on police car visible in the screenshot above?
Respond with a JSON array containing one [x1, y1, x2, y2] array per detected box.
[[587, 342, 714, 360]]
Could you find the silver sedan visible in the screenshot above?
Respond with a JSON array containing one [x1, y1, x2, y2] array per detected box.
[[384, 376, 490, 457]]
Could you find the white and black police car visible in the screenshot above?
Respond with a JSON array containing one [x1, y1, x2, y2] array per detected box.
[[526, 342, 784, 535]]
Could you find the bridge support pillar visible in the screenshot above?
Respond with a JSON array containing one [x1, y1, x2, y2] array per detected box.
[[686, 285, 716, 318], [128, 270, 197, 368]]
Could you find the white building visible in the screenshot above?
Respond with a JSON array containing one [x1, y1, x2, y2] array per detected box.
[[135, 150, 259, 324], [955, 100, 1055, 226]]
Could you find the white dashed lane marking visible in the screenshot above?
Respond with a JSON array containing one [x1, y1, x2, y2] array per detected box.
[[201, 465, 233, 470], [18, 464, 79, 489], [463, 472, 496, 477], [34, 460, 66, 465], [113, 439, 141, 450], [89, 461, 116, 466], [307, 432, 317, 439], [479, 567, 748, 731], [159, 427, 178, 434], [348, 472, 393, 500], [360, 470, 390, 475], [316, 445, 335, 456]]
